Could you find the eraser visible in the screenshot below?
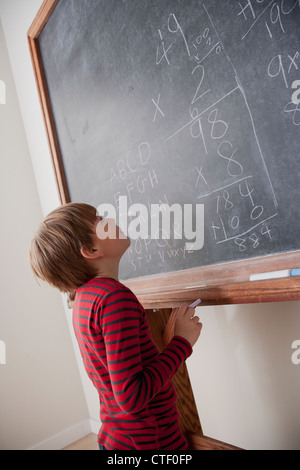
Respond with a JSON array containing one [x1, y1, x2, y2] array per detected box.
[[189, 299, 201, 308], [290, 269, 300, 277]]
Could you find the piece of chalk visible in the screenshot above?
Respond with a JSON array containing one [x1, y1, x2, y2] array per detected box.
[[290, 269, 300, 277], [250, 270, 290, 281], [189, 299, 201, 308]]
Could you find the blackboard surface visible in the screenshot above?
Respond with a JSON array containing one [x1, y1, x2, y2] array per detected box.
[[38, 0, 300, 281]]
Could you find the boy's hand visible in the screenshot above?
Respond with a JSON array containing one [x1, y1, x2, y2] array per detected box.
[[174, 303, 202, 348]]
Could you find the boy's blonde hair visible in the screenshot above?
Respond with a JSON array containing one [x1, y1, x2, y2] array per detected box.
[[29, 203, 98, 293]]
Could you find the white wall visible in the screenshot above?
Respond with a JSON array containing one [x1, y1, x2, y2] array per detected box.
[[0, 9, 91, 450], [0, 0, 299, 451], [190, 301, 300, 450], [0, 0, 101, 436]]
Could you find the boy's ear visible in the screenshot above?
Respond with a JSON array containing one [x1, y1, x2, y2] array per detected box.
[[80, 245, 103, 260]]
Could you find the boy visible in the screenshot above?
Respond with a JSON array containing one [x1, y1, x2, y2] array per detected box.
[[29, 203, 202, 450]]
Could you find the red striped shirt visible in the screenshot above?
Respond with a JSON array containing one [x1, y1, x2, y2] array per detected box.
[[73, 277, 192, 450]]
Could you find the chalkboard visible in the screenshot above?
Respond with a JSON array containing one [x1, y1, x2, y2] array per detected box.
[[29, 0, 300, 291]]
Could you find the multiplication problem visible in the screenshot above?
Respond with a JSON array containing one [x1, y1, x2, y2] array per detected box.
[[209, 178, 277, 252]]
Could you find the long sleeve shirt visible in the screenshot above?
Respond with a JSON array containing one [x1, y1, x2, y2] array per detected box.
[[72, 277, 192, 450]]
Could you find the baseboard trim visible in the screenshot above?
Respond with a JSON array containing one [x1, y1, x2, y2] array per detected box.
[[89, 418, 100, 435], [28, 418, 101, 450]]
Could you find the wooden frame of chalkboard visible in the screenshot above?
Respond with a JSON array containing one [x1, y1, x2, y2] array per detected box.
[[28, 0, 68, 204], [28, 0, 300, 308]]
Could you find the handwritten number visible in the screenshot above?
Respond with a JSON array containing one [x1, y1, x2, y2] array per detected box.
[[217, 141, 244, 177], [208, 109, 228, 140], [235, 237, 247, 251], [168, 13, 191, 57], [284, 101, 300, 125]]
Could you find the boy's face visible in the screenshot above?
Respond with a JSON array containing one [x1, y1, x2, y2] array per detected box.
[[93, 216, 131, 259]]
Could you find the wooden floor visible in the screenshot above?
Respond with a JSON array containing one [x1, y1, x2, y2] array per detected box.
[[62, 433, 99, 450]]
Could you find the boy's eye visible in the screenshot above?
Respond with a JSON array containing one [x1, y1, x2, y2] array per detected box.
[[95, 211, 104, 222]]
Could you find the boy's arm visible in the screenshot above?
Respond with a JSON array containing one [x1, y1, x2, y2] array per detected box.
[[98, 291, 193, 415]]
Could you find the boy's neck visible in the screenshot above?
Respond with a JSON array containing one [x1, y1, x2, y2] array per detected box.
[[94, 259, 120, 281]]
